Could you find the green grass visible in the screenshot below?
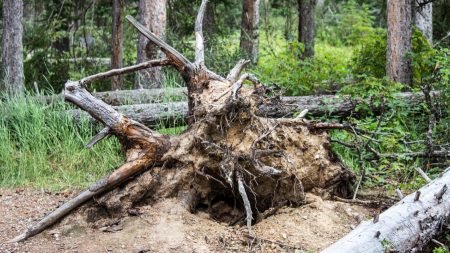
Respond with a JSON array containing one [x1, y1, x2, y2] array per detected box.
[[0, 95, 124, 190], [0, 94, 186, 190]]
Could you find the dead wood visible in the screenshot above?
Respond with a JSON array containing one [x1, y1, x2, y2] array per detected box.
[[323, 167, 450, 253], [43, 87, 186, 105], [11, 0, 353, 243], [62, 90, 441, 128]]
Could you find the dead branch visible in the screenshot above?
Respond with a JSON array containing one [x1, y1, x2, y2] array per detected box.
[[80, 59, 170, 86], [227, 59, 250, 82], [10, 156, 152, 243], [85, 127, 111, 149], [415, 167, 432, 183], [237, 172, 253, 235], [126, 15, 194, 76]]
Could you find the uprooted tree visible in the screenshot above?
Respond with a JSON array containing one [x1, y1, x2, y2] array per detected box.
[[10, 2, 449, 250], [11, 1, 354, 242]]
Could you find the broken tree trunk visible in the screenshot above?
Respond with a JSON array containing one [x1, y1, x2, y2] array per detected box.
[[11, 1, 354, 243], [322, 167, 450, 253], [42, 87, 186, 105], [66, 91, 441, 127]]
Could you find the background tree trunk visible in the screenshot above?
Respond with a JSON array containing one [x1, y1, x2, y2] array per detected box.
[[1, 0, 24, 96], [135, 0, 167, 89], [298, 0, 316, 59], [414, 1, 433, 44], [386, 0, 412, 85], [111, 0, 124, 90], [203, 0, 216, 49], [240, 0, 260, 64]]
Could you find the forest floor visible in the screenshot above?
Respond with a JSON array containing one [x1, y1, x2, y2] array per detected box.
[[0, 188, 377, 253]]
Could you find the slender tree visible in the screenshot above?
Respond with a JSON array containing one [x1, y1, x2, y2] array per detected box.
[[111, 0, 124, 90], [386, 0, 412, 85], [240, 0, 261, 64], [135, 0, 167, 89], [1, 0, 25, 96], [298, 0, 316, 59], [414, 1, 433, 44]]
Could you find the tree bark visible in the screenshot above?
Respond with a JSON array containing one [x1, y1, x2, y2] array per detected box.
[[111, 0, 124, 90], [414, 1, 433, 44], [136, 0, 167, 89], [298, 0, 316, 59], [1, 0, 24, 96], [386, 0, 412, 85], [47, 90, 441, 125], [240, 0, 260, 64], [322, 167, 450, 253]]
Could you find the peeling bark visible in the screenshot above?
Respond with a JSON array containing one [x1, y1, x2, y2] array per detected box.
[[322, 168, 450, 253]]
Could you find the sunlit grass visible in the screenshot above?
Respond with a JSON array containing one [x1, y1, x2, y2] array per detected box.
[[0, 94, 186, 190]]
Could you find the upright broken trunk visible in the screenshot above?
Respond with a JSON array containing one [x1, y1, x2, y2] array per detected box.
[[414, 1, 433, 44], [240, 0, 261, 64], [111, 0, 124, 90], [136, 0, 167, 89], [11, 0, 353, 243], [298, 0, 316, 59]]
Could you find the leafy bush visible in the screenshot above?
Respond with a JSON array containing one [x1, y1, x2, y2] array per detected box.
[[352, 28, 446, 86], [254, 35, 353, 95], [316, 0, 378, 46]]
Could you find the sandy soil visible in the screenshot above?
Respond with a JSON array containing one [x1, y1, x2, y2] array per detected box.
[[0, 189, 375, 253]]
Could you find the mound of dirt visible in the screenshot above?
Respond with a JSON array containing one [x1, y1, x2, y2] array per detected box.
[[1, 189, 374, 252]]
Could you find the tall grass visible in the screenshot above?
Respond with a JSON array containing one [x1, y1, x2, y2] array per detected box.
[[0, 94, 187, 190], [0, 95, 123, 190]]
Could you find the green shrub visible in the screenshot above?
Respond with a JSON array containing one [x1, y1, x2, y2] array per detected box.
[[316, 0, 378, 46], [255, 35, 353, 95]]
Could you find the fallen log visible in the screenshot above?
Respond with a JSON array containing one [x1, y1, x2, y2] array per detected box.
[[66, 91, 442, 127], [69, 101, 188, 127], [43, 87, 186, 105], [322, 167, 450, 253], [44, 87, 437, 113]]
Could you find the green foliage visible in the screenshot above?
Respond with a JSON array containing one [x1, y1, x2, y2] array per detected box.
[[255, 35, 353, 95], [316, 0, 378, 46], [352, 27, 448, 87], [331, 44, 450, 190], [433, 248, 450, 253], [351, 29, 387, 79]]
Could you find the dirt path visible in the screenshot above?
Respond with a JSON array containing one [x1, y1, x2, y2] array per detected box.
[[0, 188, 374, 252]]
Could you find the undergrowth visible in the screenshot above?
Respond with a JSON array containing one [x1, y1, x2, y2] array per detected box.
[[0, 95, 185, 190]]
